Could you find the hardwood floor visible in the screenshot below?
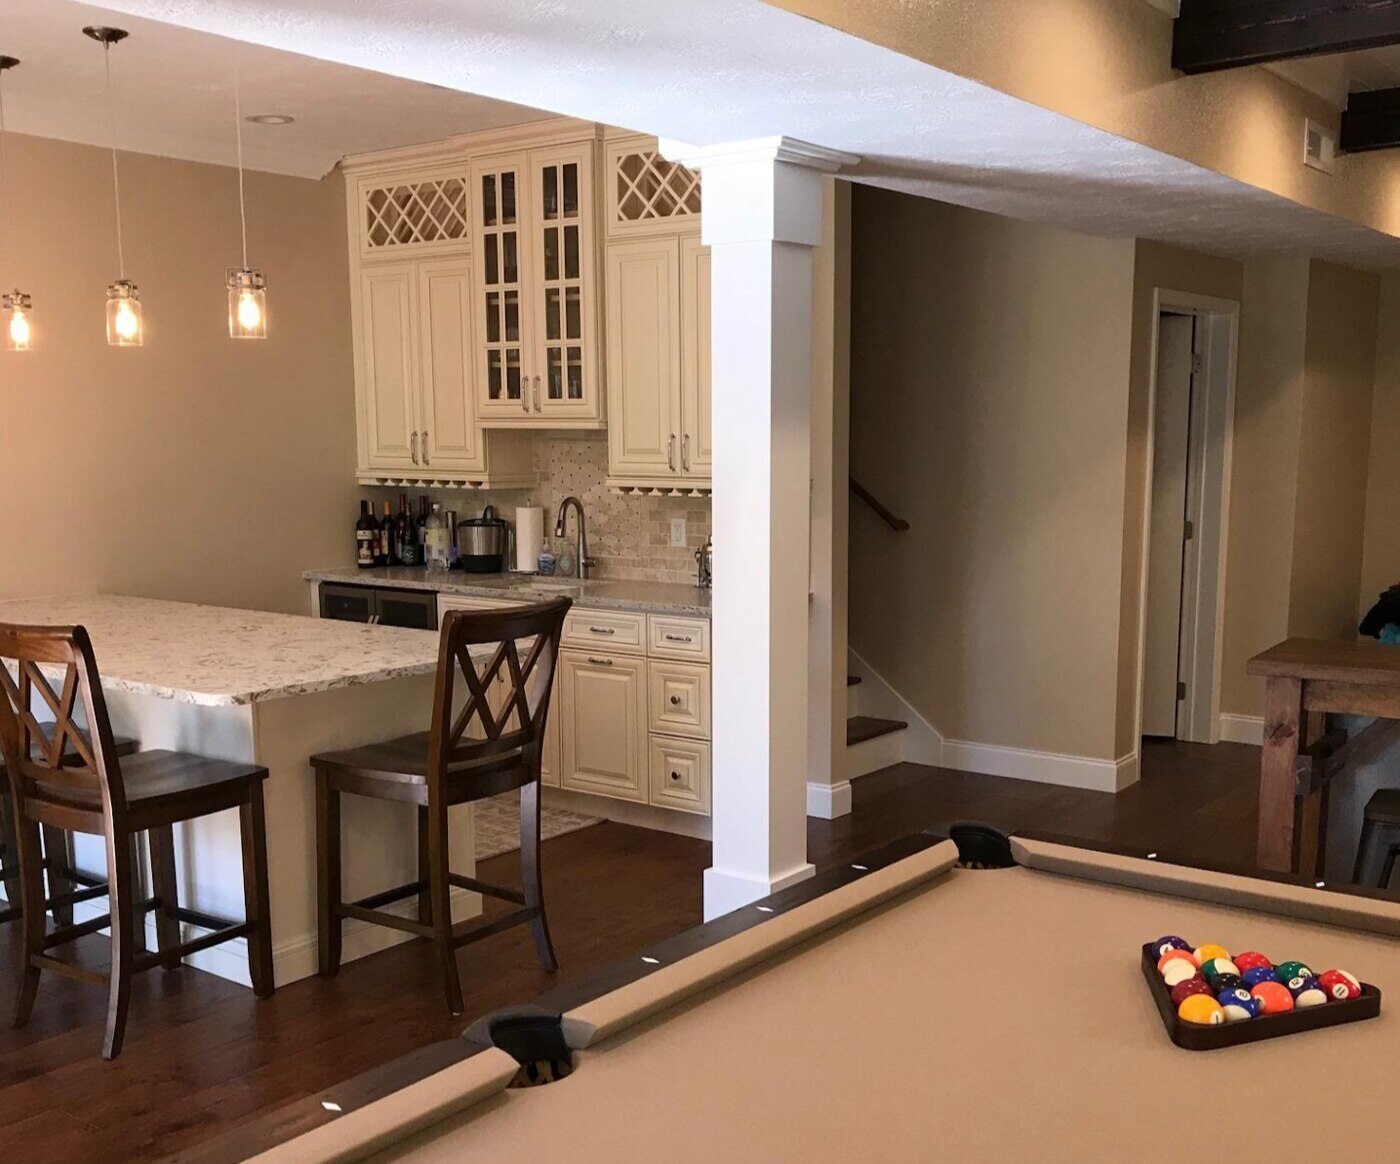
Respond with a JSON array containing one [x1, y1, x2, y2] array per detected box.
[[0, 739, 1260, 1161]]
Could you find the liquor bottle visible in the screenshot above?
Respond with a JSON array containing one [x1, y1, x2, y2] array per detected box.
[[395, 494, 420, 566], [377, 501, 392, 566], [416, 496, 430, 557], [425, 503, 451, 571], [356, 500, 377, 569]]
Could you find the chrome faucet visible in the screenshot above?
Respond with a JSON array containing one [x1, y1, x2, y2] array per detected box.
[[554, 496, 597, 579]]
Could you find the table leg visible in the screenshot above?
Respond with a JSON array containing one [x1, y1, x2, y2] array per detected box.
[[1257, 676, 1303, 872]]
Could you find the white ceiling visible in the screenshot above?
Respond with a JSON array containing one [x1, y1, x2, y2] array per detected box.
[[26, 0, 1400, 269], [0, 0, 550, 178]]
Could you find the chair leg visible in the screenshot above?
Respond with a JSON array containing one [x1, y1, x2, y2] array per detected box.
[[520, 781, 558, 973], [12, 815, 46, 1030], [1382, 844, 1400, 893], [102, 834, 137, 1060], [41, 825, 74, 928], [315, 770, 342, 979], [129, 834, 148, 957], [0, 787, 20, 909], [1353, 818, 1381, 886], [240, 782, 275, 998], [148, 826, 182, 971], [417, 806, 432, 928], [428, 805, 464, 1016]]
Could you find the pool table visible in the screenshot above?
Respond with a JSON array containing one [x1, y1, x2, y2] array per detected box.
[[243, 829, 1400, 1163]]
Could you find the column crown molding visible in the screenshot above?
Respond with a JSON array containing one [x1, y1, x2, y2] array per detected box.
[[659, 136, 859, 174]]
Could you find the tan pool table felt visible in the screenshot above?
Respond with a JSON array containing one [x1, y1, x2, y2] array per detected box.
[[276, 842, 1400, 1162]]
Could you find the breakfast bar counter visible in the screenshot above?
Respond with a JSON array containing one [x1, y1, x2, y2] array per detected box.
[[0, 595, 477, 988]]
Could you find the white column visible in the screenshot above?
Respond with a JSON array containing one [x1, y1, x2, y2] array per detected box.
[[661, 137, 858, 920]]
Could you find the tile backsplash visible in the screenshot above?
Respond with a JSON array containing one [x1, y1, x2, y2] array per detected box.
[[368, 433, 710, 585]]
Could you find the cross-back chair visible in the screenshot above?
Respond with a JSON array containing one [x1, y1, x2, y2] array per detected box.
[[310, 597, 572, 1014], [0, 622, 274, 1059]]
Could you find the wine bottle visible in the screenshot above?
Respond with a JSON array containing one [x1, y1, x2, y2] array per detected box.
[[356, 500, 377, 569], [395, 494, 420, 566], [377, 501, 392, 566], [416, 495, 430, 557]]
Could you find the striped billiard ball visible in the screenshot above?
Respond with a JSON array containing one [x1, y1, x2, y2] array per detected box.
[[1217, 987, 1262, 1021], [1291, 977, 1328, 1008], [1318, 969, 1362, 1001], [1201, 957, 1240, 984], [1162, 958, 1202, 988]]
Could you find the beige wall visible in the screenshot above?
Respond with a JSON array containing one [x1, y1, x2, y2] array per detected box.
[[1360, 273, 1400, 609], [0, 132, 355, 615], [849, 186, 1136, 761], [771, 0, 1400, 239], [1114, 241, 1243, 755]]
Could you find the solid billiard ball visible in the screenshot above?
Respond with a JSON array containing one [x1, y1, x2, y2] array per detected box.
[[1162, 958, 1202, 988], [1151, 935, 1192, 959], [1234, 951, 1272, 974], [1289, 977, 1328, 1008], [1194, 943, 1230, 964], [1318, 969, 1362, 1001], [1274, 960, 1313, 984], [1242, 967, 1276, 988], [1250, 981, 1294, 1014], [1178, 994, 1225, 1025], [1201, 957, 1240, 983], [1171, 977, 1214, 1006], [1210, 973, 1243, 993], [1217, 987, 1262, 1022]]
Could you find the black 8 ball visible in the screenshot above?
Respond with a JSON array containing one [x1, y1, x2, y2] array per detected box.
[[1210, 972, 1243, 992]]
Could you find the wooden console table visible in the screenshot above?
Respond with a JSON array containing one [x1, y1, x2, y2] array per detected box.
[[1248, 637, 1400, 872]]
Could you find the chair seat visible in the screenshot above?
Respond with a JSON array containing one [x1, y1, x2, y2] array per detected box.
[[1, 730, 137, 773], [1363, 788, 1400, 828], [38, 749, 266, 828], [311, 732, 531, 804]]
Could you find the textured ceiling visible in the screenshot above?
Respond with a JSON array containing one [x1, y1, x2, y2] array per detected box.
[[50, 0, 1400, 267], [0, 0, 549, 178]]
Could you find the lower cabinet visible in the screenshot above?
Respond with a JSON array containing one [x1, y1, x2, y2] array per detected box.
[[558, 650, 648, 803], [649, 735, 711, 815]]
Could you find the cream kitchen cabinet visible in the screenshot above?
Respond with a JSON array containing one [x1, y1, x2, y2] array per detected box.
[[558, 649, 648, 803], [471, 141, 604, 428]]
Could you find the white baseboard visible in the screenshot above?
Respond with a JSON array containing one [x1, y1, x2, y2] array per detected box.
[[941, 738, 1137, 792], [703, 862, 815, 921], [806, 779, 853, 819], [1219, 713, 1264, 746]]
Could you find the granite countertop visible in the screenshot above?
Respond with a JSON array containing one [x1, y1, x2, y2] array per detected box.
[[303, 566, 712, 618], [0, 595, 442, 708]]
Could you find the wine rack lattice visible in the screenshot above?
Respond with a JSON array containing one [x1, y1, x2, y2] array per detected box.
[[364, 177, 470, 249], [615, 152, 701, 224]]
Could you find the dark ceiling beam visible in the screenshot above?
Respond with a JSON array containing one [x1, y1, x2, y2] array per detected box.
[[1173, 1, 1400, 75], [1340, 87, 1400, 152]]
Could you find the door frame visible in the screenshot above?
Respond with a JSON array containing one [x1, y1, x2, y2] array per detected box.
[[1133, 289, 1239, 746]]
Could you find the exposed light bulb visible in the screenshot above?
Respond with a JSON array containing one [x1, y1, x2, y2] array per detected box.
[[114, 301, 138, 339], [237, 289, 262, 331], [3, 290, 32, 352], [106, 279, 143, 347], [227, 267, 267, 339]]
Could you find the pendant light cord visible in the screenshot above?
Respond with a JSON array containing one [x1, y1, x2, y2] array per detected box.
[[103, 42, 127, 279], [234, 55, 249, 270], [0, 70, 10, 245]]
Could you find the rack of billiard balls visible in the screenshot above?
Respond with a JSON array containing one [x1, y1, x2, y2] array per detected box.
[[1140, 937, 1380, 1050]]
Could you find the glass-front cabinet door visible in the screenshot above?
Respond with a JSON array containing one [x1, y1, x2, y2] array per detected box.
[[473, 154, 530, 420]]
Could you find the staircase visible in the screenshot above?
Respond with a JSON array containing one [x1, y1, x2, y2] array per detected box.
[[845, 672, 908, 780]]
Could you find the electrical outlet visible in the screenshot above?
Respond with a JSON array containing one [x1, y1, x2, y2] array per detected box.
[[670, 517, 687, 548]]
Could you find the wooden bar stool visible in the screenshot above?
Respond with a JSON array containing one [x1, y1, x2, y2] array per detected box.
[[0, 623, 275, 1059], [1352, 789, 1400, 891], [311, 597, 571, 1015]]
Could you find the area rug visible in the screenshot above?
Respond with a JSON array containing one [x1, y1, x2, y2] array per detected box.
[[475, 791, 602, 861]]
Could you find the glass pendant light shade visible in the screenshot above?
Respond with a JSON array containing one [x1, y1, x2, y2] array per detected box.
[[227, 267, 267, 339], [106, 279, 143, 346], [3, 289, 32, 351]]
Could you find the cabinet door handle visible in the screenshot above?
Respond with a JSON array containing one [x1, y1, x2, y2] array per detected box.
[[534, 374, 541, 412], [682, 433, 690, 471], [411, 432, 419, 464], [521, 381, 530, 412], [588, 626, 616, 635], [586, 656, 614, 666], [422, 430, 430, 466], [669, 695, 681, 706], [668, 434, 676, 471], [663, 633, 693, 643]]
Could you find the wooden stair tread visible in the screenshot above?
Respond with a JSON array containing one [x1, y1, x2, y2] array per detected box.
[[846, 716, 907, 746]]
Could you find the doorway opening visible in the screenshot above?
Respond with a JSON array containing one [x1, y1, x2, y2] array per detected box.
[[1136, 292, 1237, 745]]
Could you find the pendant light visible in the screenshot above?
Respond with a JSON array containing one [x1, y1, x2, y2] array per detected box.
[[226, 56, 267, 339], [0, 54, 33, 352], [85, 26, 143, 347]]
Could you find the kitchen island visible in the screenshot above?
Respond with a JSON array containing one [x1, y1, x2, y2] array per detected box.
[[0, 595, 477, 989]]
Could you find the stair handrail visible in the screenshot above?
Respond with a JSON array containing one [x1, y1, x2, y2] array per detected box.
[[849, 476, 910, 532]]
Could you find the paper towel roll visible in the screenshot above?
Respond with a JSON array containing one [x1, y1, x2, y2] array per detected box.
[[515, 506, 544, 573]]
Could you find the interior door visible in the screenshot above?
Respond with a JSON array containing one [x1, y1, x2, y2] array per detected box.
[[418, 258, 484, 473], [1142, 312, 1194, 738], [605, 238, 680, 479], [359, 264, 420, 471], [680, 235, 712, 480]]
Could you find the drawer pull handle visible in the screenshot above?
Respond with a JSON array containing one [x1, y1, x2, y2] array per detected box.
[[669, 695, 681, 706], [663, 634, 693, 643], [587, 656, 614, 666], [588, 626, 616, 635], [670, 770, 681, 781]]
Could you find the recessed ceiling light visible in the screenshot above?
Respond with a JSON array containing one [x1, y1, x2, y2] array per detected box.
[[246, 113, 295, 126]]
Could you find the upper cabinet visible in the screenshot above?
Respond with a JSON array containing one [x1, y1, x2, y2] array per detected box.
[[603, 135, 709, 493], [472, 139, 604, 428]]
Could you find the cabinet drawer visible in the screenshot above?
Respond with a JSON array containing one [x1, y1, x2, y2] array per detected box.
[[647, 614, 710, 661], [563, 609, 646, 654], [649, 736, 710, 815], [559, 650, 647, 803], [648, 661, 710, 739]]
